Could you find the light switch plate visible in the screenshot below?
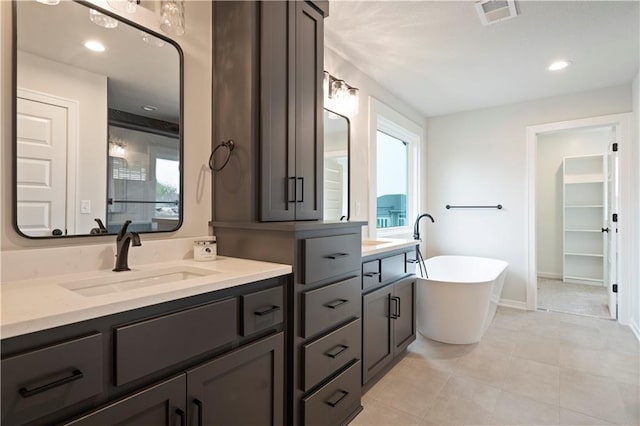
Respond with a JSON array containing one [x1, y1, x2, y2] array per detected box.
[[80, 200, 91, 214]]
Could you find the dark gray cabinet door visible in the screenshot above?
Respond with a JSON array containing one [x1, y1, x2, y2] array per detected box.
[[362, 285, 393, 384], [393, 279, 416, 355], [260, 0, 296, 222], [186, 332, 284, 426], [294, 0, 323, 220], [63, 375, 186, 426]]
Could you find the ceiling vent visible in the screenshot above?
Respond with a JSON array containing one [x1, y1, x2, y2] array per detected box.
[[475, 0, 518, 26]]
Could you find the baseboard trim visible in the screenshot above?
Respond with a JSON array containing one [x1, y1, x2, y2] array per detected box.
[[630, 321, 640, 343], [537, 272, 562, 280], [498, 298, 528, 310]]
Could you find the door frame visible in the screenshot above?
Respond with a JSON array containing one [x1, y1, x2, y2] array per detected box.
[[17, 88, 79, 235], [526, 113, 633, 324]]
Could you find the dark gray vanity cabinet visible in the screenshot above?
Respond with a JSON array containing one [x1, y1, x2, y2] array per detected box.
[[213, 1, 326, 223], [186, 332, 284, 425], [361, 248, 417, 385], [62, 375, 186, 426], [1, 277, 287, 426], [214, 221, 365, 425]]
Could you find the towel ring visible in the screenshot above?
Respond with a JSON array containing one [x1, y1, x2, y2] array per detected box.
[[208, 140, 235, 172]]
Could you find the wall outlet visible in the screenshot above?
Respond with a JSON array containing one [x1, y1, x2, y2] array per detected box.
[[80, 200, 91, 214]]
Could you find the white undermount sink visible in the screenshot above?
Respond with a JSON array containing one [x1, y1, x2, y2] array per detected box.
[[59, 266, 218, 297]]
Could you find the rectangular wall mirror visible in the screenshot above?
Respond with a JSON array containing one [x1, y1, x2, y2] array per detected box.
[[13, 0, 183, 238], [323, 109, 350, 221]]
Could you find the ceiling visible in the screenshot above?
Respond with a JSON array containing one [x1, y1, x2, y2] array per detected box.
[[16, 1, 180, 122], [324, 1, 640, 117]]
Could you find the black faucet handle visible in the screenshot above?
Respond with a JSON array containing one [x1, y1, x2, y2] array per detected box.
[[131, 232, 142, 247], [94, 218, 107, 232]]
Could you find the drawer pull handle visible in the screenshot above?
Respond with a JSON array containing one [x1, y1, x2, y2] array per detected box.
[[193, 398, 203, 426], [19, 369, 84, 398], [176, 408, 186, 426], [363, 272, 380, 278], [326, 344, 349, 359], [406, 259, 419, 264], [254, 305, 281, 316], [326, 390, 349, 407], [326, 253, 349, 259], [325, 299, 349, 309]]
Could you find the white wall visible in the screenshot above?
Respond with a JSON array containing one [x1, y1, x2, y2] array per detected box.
[[0, 1, 211, 279], [17, 51, 108, 235], [536, 128, 610, 278], [632, 71, 640, 338], [324, 47, 427, 234], [426, 85, 632, 305]]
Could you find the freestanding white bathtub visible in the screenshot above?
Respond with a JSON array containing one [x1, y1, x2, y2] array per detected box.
[[416, 255, 508, 344]]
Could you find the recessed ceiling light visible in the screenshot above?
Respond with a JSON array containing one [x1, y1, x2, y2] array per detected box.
[[36, 0, 61, 5], [141, 105, 158, 112], [548, 60, 571, 71], [84, 40, 106, 52]]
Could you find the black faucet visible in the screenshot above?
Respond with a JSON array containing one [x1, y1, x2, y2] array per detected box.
[[413, 213, 435, 241], [90, 218, 108, 235], [113, 220, 141, 272]]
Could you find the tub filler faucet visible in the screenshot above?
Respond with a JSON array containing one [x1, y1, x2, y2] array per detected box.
[[113, 220, 141, 272], [412, 213, 435, 278]]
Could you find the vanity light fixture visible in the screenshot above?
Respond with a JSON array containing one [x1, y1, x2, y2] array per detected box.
[[160, 0, 186, 36], [548, 60, 571, 71], [109, 139, 126, 157], [141, 31, 166, 47], [107, 0, 138, 14], [84, 40, 106, 52], [141, 105, 158, 112], [89, 9, 118, 29], [323, 71, 359, 115]]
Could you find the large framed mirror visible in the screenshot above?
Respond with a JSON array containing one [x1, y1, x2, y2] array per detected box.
[[12, 0, 183, 238], [323, 109, 350, 221]]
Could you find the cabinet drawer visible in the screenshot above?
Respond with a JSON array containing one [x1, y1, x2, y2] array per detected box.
[[362, 259, 381, 291], [115, 298, 237, 385], [1, 333, 103, 425], [302, 361, 361, 426], [301, 276, 361, 338], [301, 318, 361, 392], [302, 234, 360, 283], [240, 285, 284, 336], [381, 253, 406, 283]]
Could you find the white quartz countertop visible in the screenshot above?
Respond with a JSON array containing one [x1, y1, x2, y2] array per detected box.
[[361, 238, 418, 257], [0, 257, 292, 339]]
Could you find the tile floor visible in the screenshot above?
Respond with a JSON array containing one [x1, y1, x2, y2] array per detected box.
[[352, 307, 639, 426], [537, 278, 610, 318]]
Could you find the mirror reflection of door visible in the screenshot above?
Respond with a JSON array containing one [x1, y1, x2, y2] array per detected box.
[[16, 94, 71, 237], [323, 109, 350, 221]]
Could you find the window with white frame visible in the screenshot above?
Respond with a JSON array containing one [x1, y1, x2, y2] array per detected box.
[[369, 98, 421, 238]]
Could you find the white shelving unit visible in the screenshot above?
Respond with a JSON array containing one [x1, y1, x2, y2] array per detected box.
[[563, 154, 607, 285]]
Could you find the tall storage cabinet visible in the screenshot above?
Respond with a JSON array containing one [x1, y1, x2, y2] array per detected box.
[[562, 154, 607, 285], [213, 1, 324, 222]]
